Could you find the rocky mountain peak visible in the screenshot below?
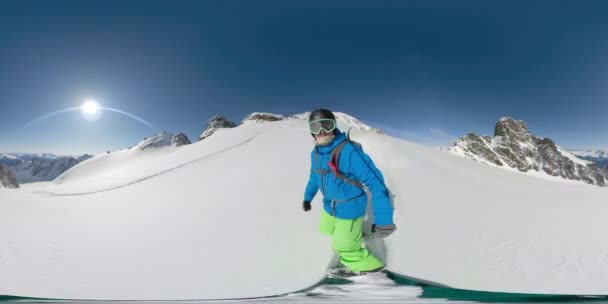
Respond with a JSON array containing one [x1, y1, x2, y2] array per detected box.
[[136, 131, 192, 151], [0, 164, 19, 188], [494, 117, 530, 138], [137, 132, 172, 151], [450, 117, 608, 187], [242, 112, 284, 123], [199, 115, 237, 141], [172, 133, 191, 147]]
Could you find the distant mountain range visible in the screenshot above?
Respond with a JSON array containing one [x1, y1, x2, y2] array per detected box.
[[0, 153, 93, 184], [5, 112, 605, 191], [1, 111, 382, 187], [568, 150, 608, 168], [49, 112, 383, 194], [448, 117, 608, 187]]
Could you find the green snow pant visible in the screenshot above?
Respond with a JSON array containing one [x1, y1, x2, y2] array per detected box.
[[319, 209, 384, 272]]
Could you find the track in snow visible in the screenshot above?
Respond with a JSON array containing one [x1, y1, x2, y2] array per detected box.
[[29, 133, 259, 197]]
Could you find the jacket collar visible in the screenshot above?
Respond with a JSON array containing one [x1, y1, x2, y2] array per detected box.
[[315, 130, 346, 154]]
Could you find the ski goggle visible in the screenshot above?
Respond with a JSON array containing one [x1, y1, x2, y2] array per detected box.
[[309, 119, 336, 135]]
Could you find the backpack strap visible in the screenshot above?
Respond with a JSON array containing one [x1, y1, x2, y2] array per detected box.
[[329, 140, 364, 189]]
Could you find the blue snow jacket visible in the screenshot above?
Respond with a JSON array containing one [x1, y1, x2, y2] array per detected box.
[[303, 130, 394, 226]]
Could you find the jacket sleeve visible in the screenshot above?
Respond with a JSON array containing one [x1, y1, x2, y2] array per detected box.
[[345, 145, 394, 225], [304, 153, 319, 202]]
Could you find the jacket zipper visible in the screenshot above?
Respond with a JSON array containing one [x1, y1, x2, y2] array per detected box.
[[318, 151, 327, 196], [317, 150, 332, 215]]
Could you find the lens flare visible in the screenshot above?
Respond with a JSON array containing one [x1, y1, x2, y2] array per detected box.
[[23, 101, 157, 131]]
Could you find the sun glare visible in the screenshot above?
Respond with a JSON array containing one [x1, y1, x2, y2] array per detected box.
[[82, 100, 99, 115]]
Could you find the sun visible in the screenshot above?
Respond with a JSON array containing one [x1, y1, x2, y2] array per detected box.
[[82, 100, 99, 115]]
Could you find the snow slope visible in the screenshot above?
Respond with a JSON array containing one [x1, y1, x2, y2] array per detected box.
[[1, 115, 608, 300], [557, 146, 593, 166], [1, 120, 334, 300], [356, 132, 608, 294]]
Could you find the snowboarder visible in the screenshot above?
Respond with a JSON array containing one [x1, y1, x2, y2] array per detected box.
[[302, 108, 396, 277]]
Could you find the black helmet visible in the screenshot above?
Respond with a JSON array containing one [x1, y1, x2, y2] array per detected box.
[[308, 108, 338, 136], [308, 108, 336, 122]]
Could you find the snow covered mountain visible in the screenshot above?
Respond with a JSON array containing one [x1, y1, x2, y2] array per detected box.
[[0, 164, 19, 188], [198, 115, 237, 141], [2, 113, 608, 300], [570, 149, 608, 168], [198, 111, 384, 142], [333, 112, 385, 134], [51, 112, 380, 194], [448, 117, 608, 187], [0, 153, 93, 184], [133, 131, 191, 151], [242, 112, 285, 123]]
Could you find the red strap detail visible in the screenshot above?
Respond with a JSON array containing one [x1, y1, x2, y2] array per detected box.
[[328, 152, 338, 175]]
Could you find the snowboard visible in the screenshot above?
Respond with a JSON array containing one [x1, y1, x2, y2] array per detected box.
[[326, 266, 386, 278]]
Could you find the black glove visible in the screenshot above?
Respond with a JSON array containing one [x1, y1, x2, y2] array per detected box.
[[371, 224, 396, 238], [302, 200, 311, 212]]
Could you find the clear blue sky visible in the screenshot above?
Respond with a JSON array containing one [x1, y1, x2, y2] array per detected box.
[[1, 0, 607, 155]]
